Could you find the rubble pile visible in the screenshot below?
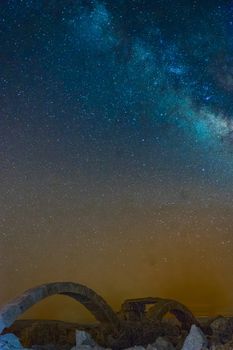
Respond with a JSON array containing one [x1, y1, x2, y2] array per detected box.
[[2, 317, 233, 350]]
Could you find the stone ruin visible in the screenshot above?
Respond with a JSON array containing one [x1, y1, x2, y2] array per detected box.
[[0, 282, 232, 349]]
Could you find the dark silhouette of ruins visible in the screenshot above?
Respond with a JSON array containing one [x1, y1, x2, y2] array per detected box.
[[0, 282, 202, 348]]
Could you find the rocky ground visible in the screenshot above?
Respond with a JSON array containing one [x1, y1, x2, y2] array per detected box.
[[1, 316, 233, 350]]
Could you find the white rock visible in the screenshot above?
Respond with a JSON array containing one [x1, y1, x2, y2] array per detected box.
[[210, 316, 228, 333], [0, 333, 24, 349], [146, 345, 155, 350], [150, 336, 175, 350], [76, 346, 93, 350], [76, 347, 108, 350], [74, 330, 106, 350], [124, 346, 145, 350], [181, 324, 208, 350], [76, 330, 96, 347]]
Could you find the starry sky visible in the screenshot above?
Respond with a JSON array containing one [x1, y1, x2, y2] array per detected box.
[[1, 0, 233, 322]]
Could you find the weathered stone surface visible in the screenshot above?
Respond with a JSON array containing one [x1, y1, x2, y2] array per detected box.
[[209, 316, 233, 344], [210, 339, 233, 350], [74, 330, 109, 350], [0, 282, 218, 349], [146, 344, 154, 350], [120, 298, 199, 331], [5, 320, 77, 349], [146, 300, 199, 331], [181, 325, 208, 350], [124, 346, 145, 350], [210, 317, 228, 332], [76, 330, 97, 347], [31, 345, 58, 350], [0, 333, 24, 349], [0, 283, 120, 335], [149, 336, 175, 350]]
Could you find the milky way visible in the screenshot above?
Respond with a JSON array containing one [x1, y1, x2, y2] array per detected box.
[[1, 0, 233, 321]]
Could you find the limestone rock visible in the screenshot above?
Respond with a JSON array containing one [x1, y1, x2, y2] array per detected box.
[[74, 330, 107, 350], [210, 317, 232, 344], [146, 345, 154, 350], [210, 336, 233, 349], [210, 342, 233, 349], [210, 317, 228, 333], [150, 337, 175, 350], [181, 325, 208, 350], [31, 345, 58, 350], [76, 331, 96, 347], [0, 333, 24, 349], [124, 346, 145, 350]]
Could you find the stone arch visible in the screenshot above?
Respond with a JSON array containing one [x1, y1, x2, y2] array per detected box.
[[0, 282, 121, 334], [147, 298, 200, 330], [120, 297, 163, 321]]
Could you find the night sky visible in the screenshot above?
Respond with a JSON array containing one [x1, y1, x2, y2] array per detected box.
[[1, 0, 233, 322]]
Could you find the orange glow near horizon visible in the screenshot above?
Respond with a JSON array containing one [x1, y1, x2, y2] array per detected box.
[[2, 213, 233, 323]]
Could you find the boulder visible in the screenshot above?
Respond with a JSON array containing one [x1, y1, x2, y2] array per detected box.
[[210, 317, 232, 344], [146, 337, 175, 350], [124, 346, 145, 350], [31, 346, 58, 350], [210, 317, 228, 333], [0, 333, 25, 349], [73, 330, 107, 350], [210, 340, 233, 349], [181, 325, 208, 350], [76, 331, 96, 347], [146, 345, 154, 350]]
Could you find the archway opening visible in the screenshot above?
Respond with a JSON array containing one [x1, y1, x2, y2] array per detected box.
[[4, 295, 99, 350], [20, 294, 97, 324]]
